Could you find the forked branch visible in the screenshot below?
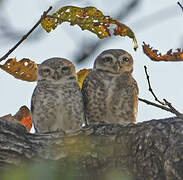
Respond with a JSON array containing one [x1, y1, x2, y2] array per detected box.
[[139, 66, 182, 117], [138, 98, 182, 116], [144, 65, 165, 105]]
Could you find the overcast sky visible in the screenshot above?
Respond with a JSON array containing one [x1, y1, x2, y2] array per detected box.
[[0, 0, 183, 125]]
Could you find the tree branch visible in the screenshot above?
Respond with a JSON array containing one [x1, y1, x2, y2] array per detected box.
[[143, 65, 182, 116], [138, 97, 179, 115], [0, 6, 52, 63], [177, 1, 183, 11], [144, 66, 165, 105], [0, 117, 183, 179]]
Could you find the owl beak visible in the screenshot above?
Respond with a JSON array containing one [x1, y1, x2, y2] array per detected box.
[[53, 71, 60, 80], [114, 61, 121, 72]]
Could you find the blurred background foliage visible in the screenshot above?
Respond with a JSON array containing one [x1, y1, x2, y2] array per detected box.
[[1, 160, 133, 180]]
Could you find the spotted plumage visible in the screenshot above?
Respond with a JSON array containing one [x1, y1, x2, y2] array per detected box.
[[82, 49, 138, 125], [31, 57, 85, 133]]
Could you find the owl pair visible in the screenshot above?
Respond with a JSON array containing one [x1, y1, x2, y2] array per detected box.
[[31, 49, 138, 134]]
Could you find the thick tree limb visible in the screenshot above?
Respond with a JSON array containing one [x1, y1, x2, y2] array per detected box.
[[0, 117, 183, 179]]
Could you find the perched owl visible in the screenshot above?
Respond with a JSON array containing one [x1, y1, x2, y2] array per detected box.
[[82, 49, 138, 125], [31, 57, 85, 133]]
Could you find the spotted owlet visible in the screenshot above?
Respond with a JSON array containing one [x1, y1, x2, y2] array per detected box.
[[81, 49, 139, 125], [31, 57, 85, 133]]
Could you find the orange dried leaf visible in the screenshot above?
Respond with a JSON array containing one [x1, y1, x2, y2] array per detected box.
[[0, 58, 38, 82], [0, 106, 33, 131], [14, 106, 33, 131], [1, 114, 17, 121], [41, 6, 138, 50], [143, 42, 183, 62], [20, 116, 32, 132], [77, 69, 92, 88]]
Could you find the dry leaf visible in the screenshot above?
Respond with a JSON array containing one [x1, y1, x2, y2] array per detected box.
[[1, 106, 33, 131], [113, 21, 138, 50], [41, 6, 138, 50], [0, 58, 38, 82], [143, 42, 183, 61], [14, 106, 33, 131], [77, 69, 92, 88], [20, 116, 32, 132], [1, 114, 17, 121]]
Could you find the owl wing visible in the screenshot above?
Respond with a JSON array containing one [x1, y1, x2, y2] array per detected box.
[[110, 74, 139, 124], [81, 70, 106, 123], [131, 78, 139, 122], [31, 86, 38, 114], [30, 85, 39, 132], [31, 84, 59, 133]]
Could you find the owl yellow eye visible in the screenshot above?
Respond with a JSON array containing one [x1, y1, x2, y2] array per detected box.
[[123, 57, 129, 62]]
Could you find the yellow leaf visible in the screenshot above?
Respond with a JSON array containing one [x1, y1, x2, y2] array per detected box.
[[41, 6, 138, 50], [41, 17, 56, 33], [77, 69, 92, 88], [0, 58, 38, 82], [113, 22, 138, 51]]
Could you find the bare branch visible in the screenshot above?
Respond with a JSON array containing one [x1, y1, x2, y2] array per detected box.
[[138, 98, 182, 116], [0, 6, 52, 63], [143, 65, 182, 117], [144, 65, 165, 105], [163, 99, 182, 116], [177, 2, 183, 11]]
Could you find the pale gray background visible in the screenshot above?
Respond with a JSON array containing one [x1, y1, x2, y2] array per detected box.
[[0, 0, 183, 125]]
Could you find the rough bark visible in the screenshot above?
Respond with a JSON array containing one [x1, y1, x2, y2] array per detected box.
[[0, 117, 183, 180]]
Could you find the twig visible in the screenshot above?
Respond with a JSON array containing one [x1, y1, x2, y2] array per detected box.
[[0, 6, 52, 63], [177, 2, 183, 11], [143, 65, 183, 117], [144, 66, 165, 105], [138, 98, 182, 117], [163, 99, 182, 116]]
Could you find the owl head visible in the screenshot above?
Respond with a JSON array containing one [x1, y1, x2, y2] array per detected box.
[[94, 49, 133, 74], [38, 57, 76, 82]]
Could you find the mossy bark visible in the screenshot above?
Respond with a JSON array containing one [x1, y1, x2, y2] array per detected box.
[[0, 117, 183, 180]]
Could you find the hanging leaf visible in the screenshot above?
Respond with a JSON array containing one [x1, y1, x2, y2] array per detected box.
[[0, 58, 38, 82], [113, 22, 138, 50], [143, 42, 183, 62], [41, 6, 138, 50], [77, 69, 92, 88], [1, 106, 32, 131]]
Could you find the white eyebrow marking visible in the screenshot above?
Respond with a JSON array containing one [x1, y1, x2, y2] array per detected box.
[[101, 54, 115, 59]]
